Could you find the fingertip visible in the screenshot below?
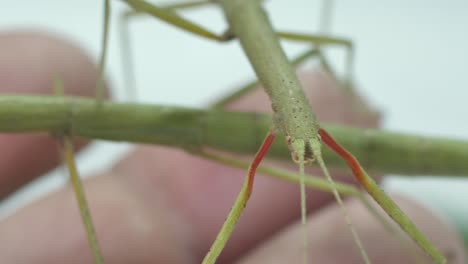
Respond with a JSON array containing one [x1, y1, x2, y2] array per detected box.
[[0, 30, 104, 96], [0, 173, 194, 264], [237, 193, 466, 264], [0, 30, 109, 199]]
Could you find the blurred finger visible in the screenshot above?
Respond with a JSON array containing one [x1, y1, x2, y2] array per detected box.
[[0, 70, 387, 263], [0, 172, 195, 264], [236, 194, 466, 264], [0, 31, 105, 199], [112, 71, 382, 262]]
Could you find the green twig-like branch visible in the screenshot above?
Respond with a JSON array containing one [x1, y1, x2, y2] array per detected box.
[[218, 0, 320, 142], [1, 95, 468, 177], [62, 136, 104, 264]]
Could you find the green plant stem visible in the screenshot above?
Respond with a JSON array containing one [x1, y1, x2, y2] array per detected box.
[[1, 95, 468, 177]]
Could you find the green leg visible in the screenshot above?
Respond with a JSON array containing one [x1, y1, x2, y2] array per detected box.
[[310, 140, 371, 264], [62, 136, 104, 264], [197, 150, 422, 263], [160, 0, 214, 10], [201, 131, 276, 264], [315, 0, 346, 88], [118, 0, 350, 106], [122, 0, 234, 42], [118, 0, 232, 99], [210, 48, 321, 109], [210, 32, 352, 109], [52, 77, 104, 263], [319, 128, 447, 263], [96, 0, 110, 101], [318, 0, 335, 33], [277, 31, 355, 88], [209, 45, 345, 109], [118, 8, 138, 99]]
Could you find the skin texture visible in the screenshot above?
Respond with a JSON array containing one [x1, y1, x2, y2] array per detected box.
[[0, 31, 101, 199], [0, 32, 466, 264]]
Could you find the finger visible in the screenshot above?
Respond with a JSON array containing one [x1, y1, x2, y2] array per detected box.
[[55, 145, 342, 263], [111, 70, 382, 262], [0, 31, 105, 199], [0, 173, 195, 264], [236, 194, 466, 264], [0, 72, 386, 263]]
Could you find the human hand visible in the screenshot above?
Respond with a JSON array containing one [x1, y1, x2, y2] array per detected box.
[[0, 32, 465, 264]]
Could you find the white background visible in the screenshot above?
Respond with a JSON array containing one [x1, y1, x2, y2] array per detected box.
[[0, 0, 467, 236]]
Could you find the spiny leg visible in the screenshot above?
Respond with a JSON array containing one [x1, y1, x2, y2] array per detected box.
[[318, 128, 447, 264], [61, 135, 104, 264], [201, 131, 276, 264]]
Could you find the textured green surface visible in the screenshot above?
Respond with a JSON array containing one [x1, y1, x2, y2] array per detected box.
[[218, 0, 319, 141], [1, 95, 468, 177]]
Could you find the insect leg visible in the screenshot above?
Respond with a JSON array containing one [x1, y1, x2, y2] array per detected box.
[[61, 136, 104, 264], [201, 131, 276, 264], [318, 128, 447, 264], [210, 48, 321, 109], [122, 0, 234, 42], [118, 0, 232, 99], [51, 76, 104, 263], [277, 31, 354, 89], [96, 0, 110, 101]]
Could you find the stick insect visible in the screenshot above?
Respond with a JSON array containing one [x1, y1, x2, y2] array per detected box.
[[1, 0, 467, 263]]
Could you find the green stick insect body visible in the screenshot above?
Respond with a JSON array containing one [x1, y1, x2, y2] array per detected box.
[[3, 96, 468, 177], [0, 92, 466, 262], [3, 0, 457, 263], [0, 88, 466, 263], [215, 1, 365, 263], [215, 0, 446, 263]]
